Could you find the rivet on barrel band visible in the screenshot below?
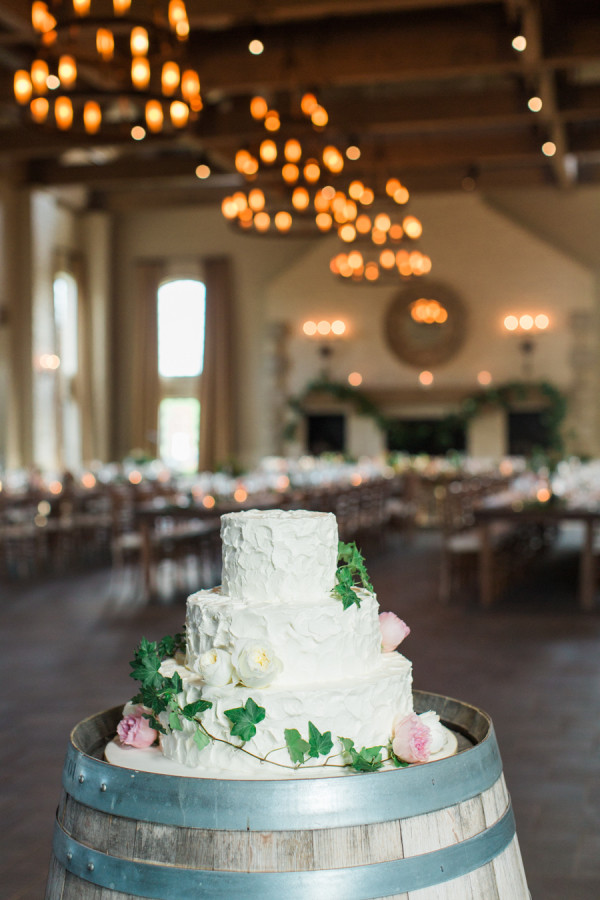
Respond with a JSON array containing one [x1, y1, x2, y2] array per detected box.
[[53, 804, 517, 900]]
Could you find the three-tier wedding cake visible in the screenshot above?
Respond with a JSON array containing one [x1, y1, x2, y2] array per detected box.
[[108, 508, 455, 777]]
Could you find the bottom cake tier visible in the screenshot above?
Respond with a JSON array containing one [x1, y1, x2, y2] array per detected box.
[[157, 653, 413, 776]]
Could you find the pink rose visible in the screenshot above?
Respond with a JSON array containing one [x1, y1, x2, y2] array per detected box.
[[392, 712, 432, 763], [117, 709, 157, 749], [379, 612, 410, 652]]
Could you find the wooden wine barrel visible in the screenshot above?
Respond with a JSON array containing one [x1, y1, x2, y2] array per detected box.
[[45, 691, 529, 900]]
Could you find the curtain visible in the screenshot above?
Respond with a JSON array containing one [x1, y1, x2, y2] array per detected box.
[[199, 257, 236, 470], [129, 260, 163, 458], [71, 253, 95, 464]]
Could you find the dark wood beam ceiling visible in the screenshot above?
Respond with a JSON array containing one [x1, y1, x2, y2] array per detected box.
[[0, 0, 598, 201]]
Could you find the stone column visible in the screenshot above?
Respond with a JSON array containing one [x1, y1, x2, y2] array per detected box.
[[567, 306, 599, 456]]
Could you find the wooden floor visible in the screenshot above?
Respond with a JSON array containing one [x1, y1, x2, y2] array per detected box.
[[1, 527, 599, 900]]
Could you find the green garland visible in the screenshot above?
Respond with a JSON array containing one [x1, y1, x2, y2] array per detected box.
[[284, 376, 567, 457]]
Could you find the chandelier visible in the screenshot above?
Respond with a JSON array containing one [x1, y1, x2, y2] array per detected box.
[[329, 178, 432, 283], [14, 1, 202, 137], [221, 92, 368, 236]]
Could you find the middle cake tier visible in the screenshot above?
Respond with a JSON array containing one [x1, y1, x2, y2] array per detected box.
[[186, 587, 384, 686]]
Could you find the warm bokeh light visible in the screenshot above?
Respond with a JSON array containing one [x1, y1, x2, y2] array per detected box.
[[264, 110, 280, 131], [248, 39, 264, 55], [317, 320, 331, 335], [519, 314, 534, 330], [528, 96, 543, 112], [275, 475, 290, 491], [403, 216, 422, 239], [350, 473, 363, 486], [300, 92, 318, 115], [254, 211, 270, 232], [477, 370, 492, 386], [234, 487, 248, 502], [130, 27, 149, 56], [512, 34, 527, 51], [345, 145, 361, 160], [195, 163, 210, 179], [410, 299, 448, 324], [128, 470, 143, 485], [542, 141, 556, 157], [54, 96, 73, 130], [348, 371, 363, 386], [49, 480, 63, 495], [282, 163, 299, 184], [259, 139, 277, 163], [83, 100, 102, 134], [250, 95, 268, 120], [81, 472, 97, 489], [535, 313, 549, 329], [536, 487, 551, 503], [30, 97, 49, 123], [274, 211, 292, 232], [331, 320, 346, 335], [284, 139, 302, 162], [504, 315, 519, 331], [131, 55, 151, 89], [419, 370, 434, 386], [303, 321, 317, 335], [202, 494, 216, 509]]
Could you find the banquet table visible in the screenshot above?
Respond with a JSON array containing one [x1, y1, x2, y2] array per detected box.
[[475, 501, 600, 611]]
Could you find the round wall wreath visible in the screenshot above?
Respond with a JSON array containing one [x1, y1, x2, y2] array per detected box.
[[284, 377, 567, 455]]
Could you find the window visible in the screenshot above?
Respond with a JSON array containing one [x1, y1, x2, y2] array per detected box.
[[157, 279, 206, 472]]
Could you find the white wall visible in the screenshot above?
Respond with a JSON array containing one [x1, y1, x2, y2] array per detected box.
[[265, 192, 596, 456]]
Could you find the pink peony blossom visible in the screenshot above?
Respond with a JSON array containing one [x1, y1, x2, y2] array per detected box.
[[379, 612, 411, 652], [392, 712, 432, 763], [117, 709, 157, 749]]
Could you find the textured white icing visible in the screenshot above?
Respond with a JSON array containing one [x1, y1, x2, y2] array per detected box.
[[186, 587, 383, 687], [159, 653, 413, 775], [221, 509, 338, 604]]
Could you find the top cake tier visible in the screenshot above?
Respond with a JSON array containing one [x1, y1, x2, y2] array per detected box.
[[220, 509, 338, 603]]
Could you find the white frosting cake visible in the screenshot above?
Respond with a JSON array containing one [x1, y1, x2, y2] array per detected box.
[[221, 508, 338, 603], [150, 508, 416, 777], [108, 508, 460, 778]]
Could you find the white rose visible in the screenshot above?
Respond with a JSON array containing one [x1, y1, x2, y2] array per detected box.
[[418, 710, 446, 755], [198, 648, 234, 686], [232, 640, 283, 688]]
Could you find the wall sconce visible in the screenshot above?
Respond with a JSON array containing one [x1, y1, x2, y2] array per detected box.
[[302, 319, 347, 337], [503, 313, 550, 377], [302, 318, 348, 375]]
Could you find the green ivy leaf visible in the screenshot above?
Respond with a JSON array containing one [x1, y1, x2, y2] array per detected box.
[[225, 698, 266, 742], [332, 541, 373, 610], [389, 750, 409, 768], [168, 710, 183, 731], [129, 639, 164, 690], [338, 736, 355, 754], [170, 671, 183, 694], [284, 728, 310, 765], [182, 699, 213, 720], [158, 631, 186, 658], [349, 745, 385, 772], [145, 713, 167, 735], [308, 721, 333, 758], [193, 729, 210, 751]]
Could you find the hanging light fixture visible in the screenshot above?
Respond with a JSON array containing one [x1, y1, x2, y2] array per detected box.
[[221, 92, 370, 236], [329, 178, 432, 283], [15, 1, 201, 138]]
